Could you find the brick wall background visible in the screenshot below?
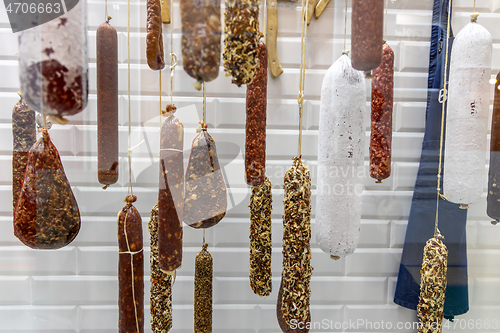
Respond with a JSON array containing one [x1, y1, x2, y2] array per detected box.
[[1, 0, 500, 332]]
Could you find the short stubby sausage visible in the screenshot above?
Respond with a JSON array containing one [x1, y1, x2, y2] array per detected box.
[[146, 0, 165, 70], [12, 96, 36, 209], [118, 195, 144, 333], [96, 21, 119, 186], [488, 72, 500, 224], [351, 0, 384, 72], [245, 40, 267, 186], [158, 113, 184, 272], [370, 42, 394, 182], [13, 129, 80, 250], [184, 129, 227, 229], [180, 0, 221, 84]]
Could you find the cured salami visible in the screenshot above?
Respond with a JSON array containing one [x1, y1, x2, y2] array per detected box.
[[315, 54, 366, 258], [194, 244, 213, 333], [245, 40, 267, 186], [488, 71, 500, 223], [370, 42, 394, 182], [184, 128, 227, 229], [13, 129, 80, 249], [118, 195, 144, 333], [146, 0, 166, 70], [158, 112, 184, 272]]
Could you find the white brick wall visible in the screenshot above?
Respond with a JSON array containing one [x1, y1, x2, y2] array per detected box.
[[1, 0, 500, 332]]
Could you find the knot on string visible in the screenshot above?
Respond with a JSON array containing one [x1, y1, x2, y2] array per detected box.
[[341, 50, 350, 56], [194, 80, 202, 91], [170, 53, 177, 72], [330, 255, 340, 261], [106, 15, 112, 23], [127, 140, 145, 158], [470, 13, 479, 22], [124, 194, 137, 204], [459, 204, 469, 210], [118, 247, 143, 255], [17, 91, 22, 97], [196, 121, 208, 133], [202, 243, 208, 250], [297, 92, 304, 105], [491, 220, 499, 226], [162, 103, 177, 117]]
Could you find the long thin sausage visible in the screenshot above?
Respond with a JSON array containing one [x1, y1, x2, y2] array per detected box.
[[146, 0, 165, 70], [488, 71, 500, 224], [194, 244, 213, 332], [96, 21, 119, 186]]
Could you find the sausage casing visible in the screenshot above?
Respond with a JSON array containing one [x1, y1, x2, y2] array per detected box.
[[180, 0, 221, 83], [146, 0, 165, 70], [13, 130, 80, 249], [370, 42, 394, 182], [194, 244, 213, 333], [158, 114, 184, 272], [245, 41, 267, 186], [12, 97, 36, 209], [488, 71, 500, 222], [118, 195, 144, 333], [96, 22, 119, 185], [351, 0, 384, 72], [149, 204, 173, 333], [184, 130, 227, 229]]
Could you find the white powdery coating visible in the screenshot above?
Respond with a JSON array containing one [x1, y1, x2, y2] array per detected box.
[[444, 21, 492, 205], [315, 54, 366, 257]]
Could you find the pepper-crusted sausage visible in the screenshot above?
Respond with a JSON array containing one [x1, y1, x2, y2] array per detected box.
[[184, 129, 227, 229], [118, 195, 144, 333], [146, 0, 165, 70], [370, 42, 394, 182], [12, 96, 36, 209], [13, 129, 80, 249], [149, 204, 173, 333], [245, 40, 267, 186], [223, 0, 260, 87], [158, 113, 184, 272], [277, 157, 313, 332], [488, 72, 500, 223], [180, 0, 221, 85], [194, 244, 213, 333], [96, 21, 119, 186], [249, 176, 272, 297], [351, 0, 384, 72]]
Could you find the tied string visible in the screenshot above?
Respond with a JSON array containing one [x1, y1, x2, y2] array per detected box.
[[297, 0, 309, 156], [434, 0, 452, 238], [263, 0, 267, 41], [203, 81, 207, 125], [170, 0, 177, 106], [203, 229, 206, 247], [384, 0, 389, 41], [343, 0, 348, 53], [127, 0, 133, 196], [119, 202, 143, 333], [105, 0, 108, 22]]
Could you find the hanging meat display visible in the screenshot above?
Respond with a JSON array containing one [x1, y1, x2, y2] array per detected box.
[[149, 204, 173, 333], [146, 0, 166, 70], [17, 1, 88, 119], [194, 244, 213, 333], [158, 111, 184, 272], [249, 176, 273, 297], [12, 95, 36, 209], [13, 129, 80, 249], [370, 42, 394, 182], [184, 127, 227, 229], [315, 54, 366, 258], [118, 195, 144, 333], [223, 0, 260, 87], [96, 20, 119, 186], [488, 72, 500, 224], [245, 40, 267, 186], [350, 0, 384, 75], [443, 14, 492, 206], [277, 157, 313, 333], [180, 0, 221, 88]]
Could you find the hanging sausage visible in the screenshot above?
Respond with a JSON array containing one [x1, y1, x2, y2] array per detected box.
[[488, 72, 500, 224], [194, 244, 213, 333], [118, 195, 144, 333], [350, 0, 384, 75], [249, 176, 272, 297], [315, 54, 366, 258], [149, 204, 173, 333], [180, 0, 221, 88], [370, 42, 394, 182], [443, 14, 492, 206], [17, 1, 88, 120], [14, 129, 80, 249], [245, 40, 267, 186], [146, 0, 166, 70], [12, 95, 36, 209], [277, 157, 313, 332], [158, 110, 184, 272], [184, 127, 227, 229], [223, 0, 260, 87], [96, 20, 119, 186]]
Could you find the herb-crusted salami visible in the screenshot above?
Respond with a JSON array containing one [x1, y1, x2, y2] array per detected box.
[[249, 176, 272, 297], [194, 244, 213, 333]]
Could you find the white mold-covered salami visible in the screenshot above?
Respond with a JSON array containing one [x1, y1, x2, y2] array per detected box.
[[315, 54, 366, 258], [444, 17, 492, 205]]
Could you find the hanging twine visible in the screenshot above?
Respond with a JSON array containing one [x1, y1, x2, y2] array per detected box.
[[297, 0, 309, 156], [434, 0, 453, 238], [105, 0, 108, 22], [203, 81, 207, 125], [384, 0, 389, 41], [263, 0, 267, 40], [343, 0, 348, 53], [170, 0, 177, 106]]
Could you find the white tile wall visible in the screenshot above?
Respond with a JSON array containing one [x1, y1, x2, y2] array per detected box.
[[1, 0, 500, 332]]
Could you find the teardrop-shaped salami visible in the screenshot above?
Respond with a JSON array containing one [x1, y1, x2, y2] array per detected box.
[[13, 129, 80, 249], [184, 129, 227, 229]]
